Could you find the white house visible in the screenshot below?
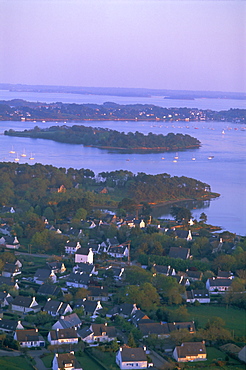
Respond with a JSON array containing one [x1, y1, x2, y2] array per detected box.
[[65, 241, 81, 254], [48, 328, 78, 346], [81, 323, 117, 344], [185, 289, 210, 304], [52, 313, 82, 330], [43, 298, 73, 317], [14, 329, 45, 348], [116, 346, 149, 369], [206, 278, 233, 293], [52, 352, 82, 370], [11, 296, 40, 314], [75, 247, 93, 264], [33, 268, 57, 285], [173, 342, 207, 362], [107, 245, 129, 259]]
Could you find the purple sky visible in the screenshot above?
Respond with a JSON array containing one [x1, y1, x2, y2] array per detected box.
[[1, 0, 245, 92]]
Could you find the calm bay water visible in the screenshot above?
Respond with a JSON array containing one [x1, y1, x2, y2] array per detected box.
[[0, 90, 245, 235]]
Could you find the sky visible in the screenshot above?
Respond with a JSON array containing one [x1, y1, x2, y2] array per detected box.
[[0, 0, 245, 93]]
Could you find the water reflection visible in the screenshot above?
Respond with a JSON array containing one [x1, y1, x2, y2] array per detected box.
[[152, 199, 210, 219]]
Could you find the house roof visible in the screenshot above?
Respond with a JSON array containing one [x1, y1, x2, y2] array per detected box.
[[12, 296, 35, 308], [168, 321, 195, 333], [49, 328, 78, 340], [74, 262, 95, 274], [0, 276, 17, 287], [82, 300, 102, 313], [217, 271, 233, 279], [176, 342, 206, 358], [131, 310, 150, 325], [186, 270, 202, 280], [186, 289, 210, 300], [76, 247, 91, 255], [37, 284, 62, 296], [109, 246, 127, 254], [169, 247, 190, 260], [91, 323, 116, 337], [78, 326, 93, 340], [55, 353, 81, 370], [87, 285, 108, 297], [0, 318, 20, 331], [67, 272, 90, 285], [34, 268, 53, 280], [139, 322, 170, 336], [3, 263, 20, 273], [47, 261, 65, 270], [108, 303, 136, 316], [208, 278, 232, 287], [54, 313, 82, 329], [15, 329, 44, 342], [43, 300, 70, 315], [120, 347, 147, 362]]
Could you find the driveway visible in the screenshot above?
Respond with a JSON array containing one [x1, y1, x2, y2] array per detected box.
[[27, 349, 49, 370]]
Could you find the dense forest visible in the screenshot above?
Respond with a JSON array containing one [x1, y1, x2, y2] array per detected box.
[[0, 163, 215, 217], [5, 125, 200, 152], [0, 99, 245, 122]]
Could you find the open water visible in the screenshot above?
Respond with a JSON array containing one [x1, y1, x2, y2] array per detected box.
[[0, 89, 245, 235]]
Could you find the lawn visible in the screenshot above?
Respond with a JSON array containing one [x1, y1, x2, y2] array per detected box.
[[181, 347, 245, 370], [41, 351, 112, 370], [0, 356, 34, 370], [187, 305, 246, 337]]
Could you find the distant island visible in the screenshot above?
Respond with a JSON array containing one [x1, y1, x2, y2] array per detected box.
[[0, 99, 245, 123], [4, 125, 201, 152]]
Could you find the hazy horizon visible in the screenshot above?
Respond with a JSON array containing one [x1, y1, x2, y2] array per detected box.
[[1, 0, 245, 93]]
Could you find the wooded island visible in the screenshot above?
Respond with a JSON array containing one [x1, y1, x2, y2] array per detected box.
[[4, 125, 201, 152]]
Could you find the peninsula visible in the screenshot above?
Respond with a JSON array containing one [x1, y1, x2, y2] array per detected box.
[[0, 99, 245, 123]]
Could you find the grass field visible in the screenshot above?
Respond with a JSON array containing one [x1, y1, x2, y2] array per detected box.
[[187, 305, 246, 337], [0, 356, 34, 370]]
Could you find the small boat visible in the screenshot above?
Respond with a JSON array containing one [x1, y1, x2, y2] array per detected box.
[[222, 130, 225, 134], [173, 160, 177, 163], [14, 154, 19, 162], [21, 149, 27, 157], [161, 157, 165, 160], [9, 146, 15, 154], [208, 156, 214, 160], [29, 153, 35, 160], [174, 153, 179, 160], [192, 157, 196, 161]]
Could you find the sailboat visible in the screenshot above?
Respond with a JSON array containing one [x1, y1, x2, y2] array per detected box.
[[174, 153, 179, 160], [29, 153, 35, 160], [21, 149, 27, 157], [9, 146, 15, 154], [14, 154, 20, 162]]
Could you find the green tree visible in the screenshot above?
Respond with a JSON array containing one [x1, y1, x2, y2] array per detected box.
[[127, 332, 136, 348], [199, 212, 208, 223]]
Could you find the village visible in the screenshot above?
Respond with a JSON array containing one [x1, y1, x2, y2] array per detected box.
[[0, 201, 245, 370]]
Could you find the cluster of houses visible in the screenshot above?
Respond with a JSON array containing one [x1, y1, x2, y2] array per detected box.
[[0, 209, 241, 369]]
